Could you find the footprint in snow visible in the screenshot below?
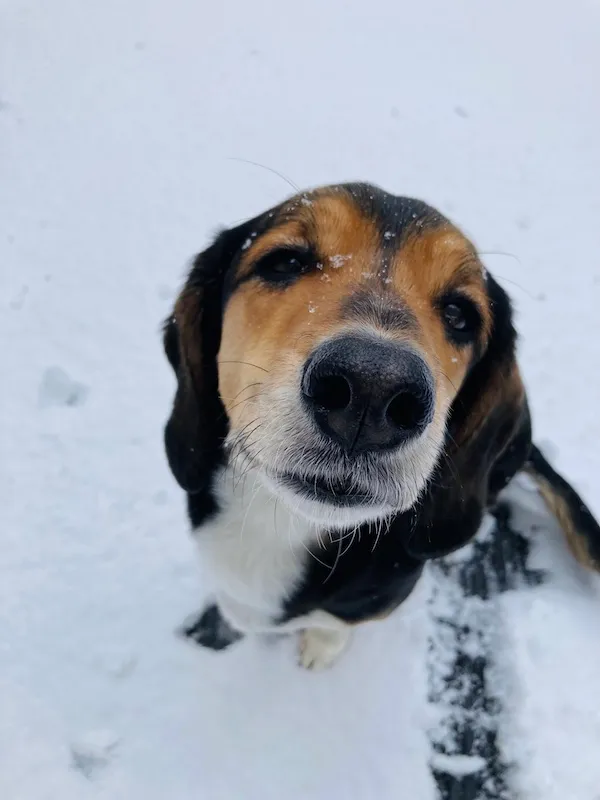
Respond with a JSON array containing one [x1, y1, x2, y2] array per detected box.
[[38, 366, 88, 408], [70, 729, 120, 780]]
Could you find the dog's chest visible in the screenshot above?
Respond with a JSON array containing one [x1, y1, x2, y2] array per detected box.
[[195, 470, 314, 622]]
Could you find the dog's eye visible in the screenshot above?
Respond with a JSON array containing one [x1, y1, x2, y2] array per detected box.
[[440, 295, 480, 342], [444, 303, 467, 330], [255, 249, 313, 284], [269, 256, 306, 275]]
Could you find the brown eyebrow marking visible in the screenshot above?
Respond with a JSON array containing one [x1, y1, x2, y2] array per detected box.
[[342, 288, 419, 333], [439, 261, 485, 293]]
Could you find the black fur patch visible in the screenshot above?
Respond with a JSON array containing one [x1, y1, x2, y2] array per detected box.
[[340, 183, 446, 245], [181, 603, 244, 651], [279, 515, 424, 624]]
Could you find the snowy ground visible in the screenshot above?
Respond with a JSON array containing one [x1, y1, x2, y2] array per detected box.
[[2, 0, 600, 797]]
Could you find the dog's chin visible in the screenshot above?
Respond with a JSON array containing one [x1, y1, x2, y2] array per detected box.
[[258, 470, 399, 529]]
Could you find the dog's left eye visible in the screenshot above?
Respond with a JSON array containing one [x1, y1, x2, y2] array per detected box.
[[255, 249, 313, 284], [444, 303, 468, 330], [440, 295, 481, 342]]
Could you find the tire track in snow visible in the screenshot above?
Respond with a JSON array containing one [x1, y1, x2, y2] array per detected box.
[[428, 500, 545, 799]]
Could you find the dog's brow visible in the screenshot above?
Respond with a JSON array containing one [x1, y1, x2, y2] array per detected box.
[[235, 229, 310, 278], [442, 260, 484, 290]]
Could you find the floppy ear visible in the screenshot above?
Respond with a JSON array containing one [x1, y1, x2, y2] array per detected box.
[[405, 274, 531, 558], [163, 221, 256, 494]]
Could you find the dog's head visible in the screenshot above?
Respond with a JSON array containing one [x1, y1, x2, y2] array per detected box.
[[164, 183, 526, 544]]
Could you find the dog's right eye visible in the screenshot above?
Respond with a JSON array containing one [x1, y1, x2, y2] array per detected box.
[[254, 249, 314, 284]]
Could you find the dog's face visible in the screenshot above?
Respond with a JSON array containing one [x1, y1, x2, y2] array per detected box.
[[165, 184, 524, 538]]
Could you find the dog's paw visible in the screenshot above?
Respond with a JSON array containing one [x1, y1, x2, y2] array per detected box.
[[297, 627, 350, 671], [180, 603, 243, 651]]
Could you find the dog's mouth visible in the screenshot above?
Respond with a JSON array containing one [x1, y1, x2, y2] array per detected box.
[[276, 471, 376, 507], [227, 434, 409, 514]]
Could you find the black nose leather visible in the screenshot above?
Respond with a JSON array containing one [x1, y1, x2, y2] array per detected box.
[[302, 335, 434, 453]]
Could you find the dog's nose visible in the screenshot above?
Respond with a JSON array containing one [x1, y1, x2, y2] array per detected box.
[[302, 335, 434, 453]]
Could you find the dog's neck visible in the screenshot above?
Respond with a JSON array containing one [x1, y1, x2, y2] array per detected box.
[[194, 465, 319, 630], [214, 463, 319, 543]]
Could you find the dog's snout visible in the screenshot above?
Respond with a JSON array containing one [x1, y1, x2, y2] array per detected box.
[[302, 335, 434, 453]]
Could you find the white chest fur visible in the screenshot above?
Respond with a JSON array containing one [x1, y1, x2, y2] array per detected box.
[[195, 468, 317, 632]]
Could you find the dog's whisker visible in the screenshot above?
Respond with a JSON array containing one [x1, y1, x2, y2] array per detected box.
[[218, 360, 270, 374], [226, 392, 264, 414], [227, 157, 300, 193]]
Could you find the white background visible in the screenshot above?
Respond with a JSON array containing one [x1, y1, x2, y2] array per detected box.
[[2, 1, 600, 797]]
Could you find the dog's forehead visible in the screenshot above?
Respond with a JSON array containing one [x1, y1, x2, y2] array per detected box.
[[312, 183, 446, 237], [275, 182, 447, 249], [240, 183, 483, 294]]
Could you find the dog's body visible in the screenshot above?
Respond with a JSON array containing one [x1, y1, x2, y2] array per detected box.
[[164, 183, 600, 669]]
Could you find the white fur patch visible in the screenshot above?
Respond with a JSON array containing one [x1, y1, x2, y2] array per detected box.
[[197, 468, 317, 631]]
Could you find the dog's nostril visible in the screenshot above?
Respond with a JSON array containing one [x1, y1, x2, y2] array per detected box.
[[310, 374, 352, 412], [386, 390, 428, 431]]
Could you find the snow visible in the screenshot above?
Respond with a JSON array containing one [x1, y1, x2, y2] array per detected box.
[[430, 753, 487, 778], [2, 0, 600, 798], [70, 729, 121, 781], [330, 254, 353, 268], [498, 485, 600, 800]]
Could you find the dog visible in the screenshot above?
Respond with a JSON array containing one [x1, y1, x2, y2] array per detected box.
[[163, 183, 600, 670]]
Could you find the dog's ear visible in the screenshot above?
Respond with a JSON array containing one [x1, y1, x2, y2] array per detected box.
[[163, 220, 257, 493], [405, 274, 531, 559]]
